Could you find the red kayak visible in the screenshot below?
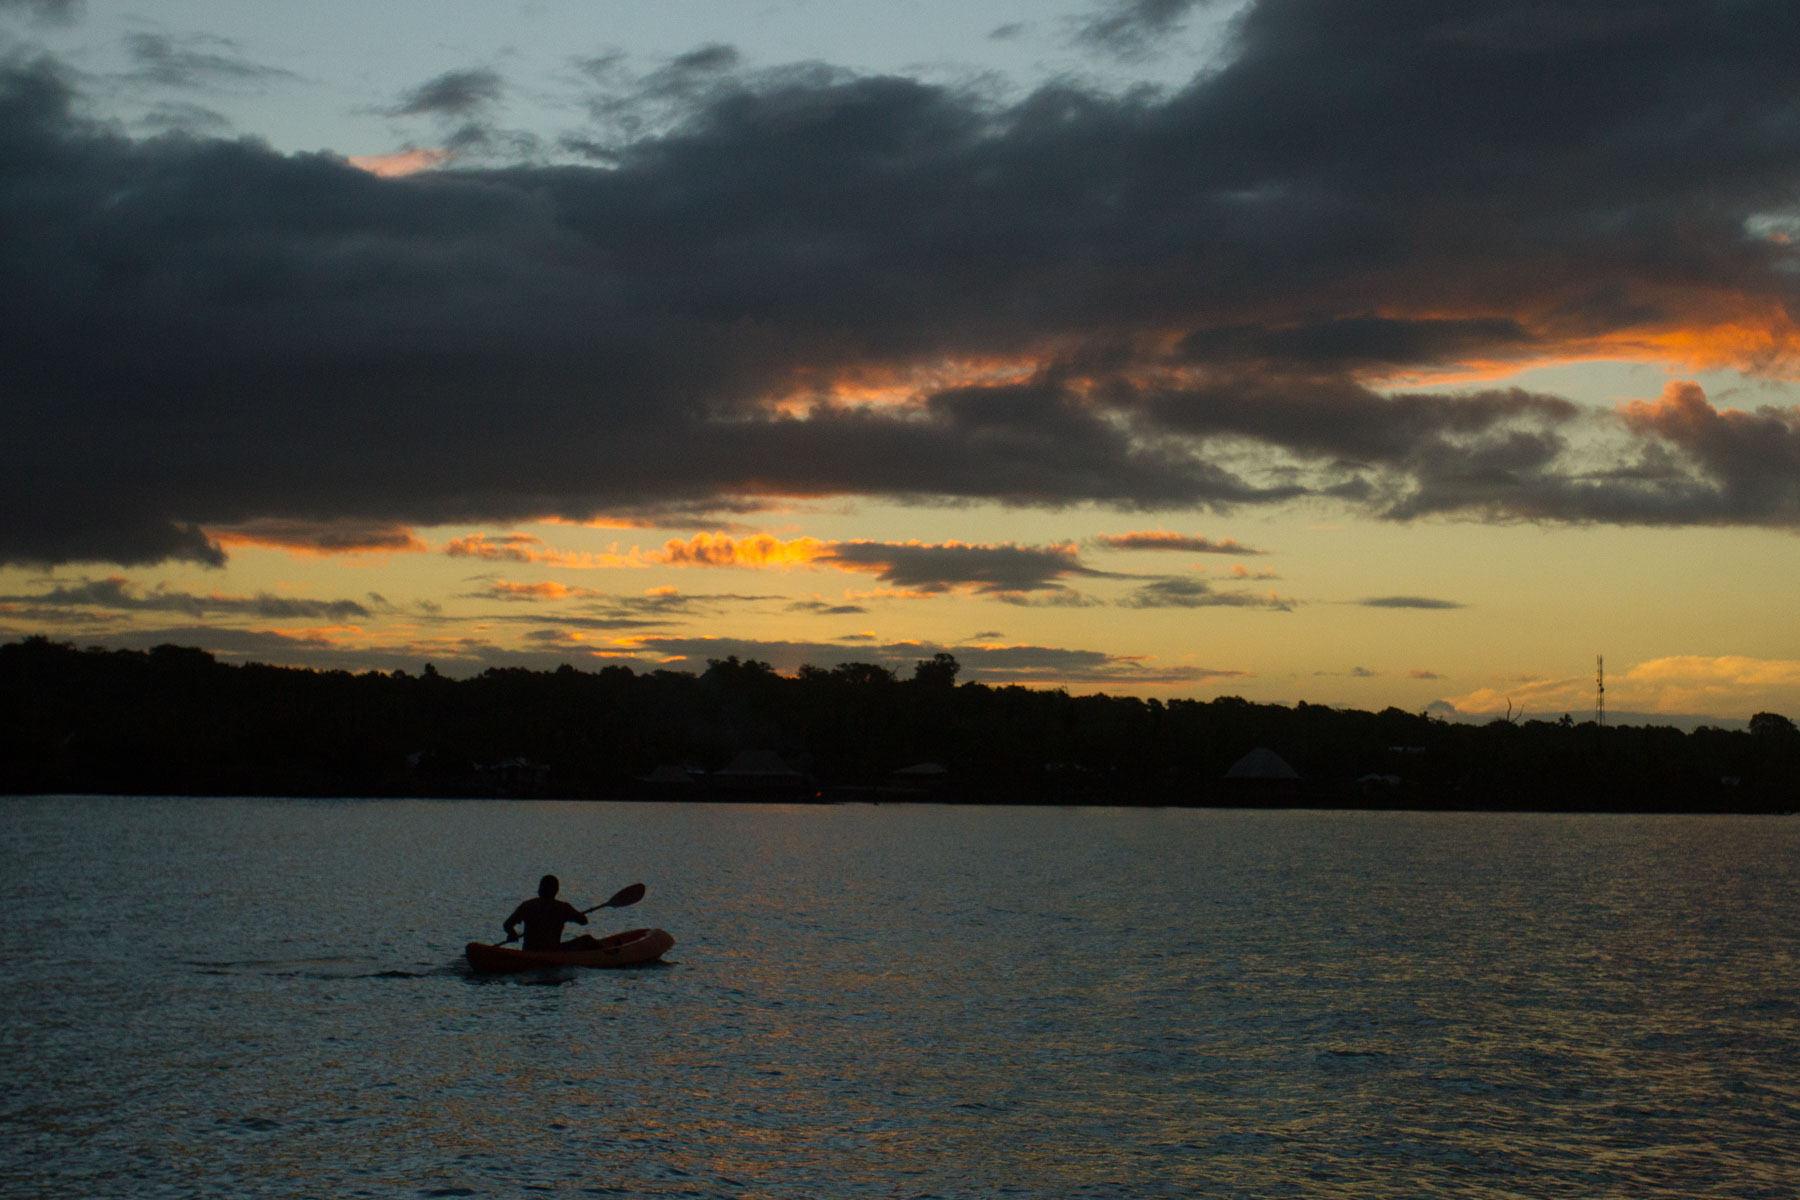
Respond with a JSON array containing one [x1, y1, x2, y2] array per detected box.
[[465, 927, 675, 974]]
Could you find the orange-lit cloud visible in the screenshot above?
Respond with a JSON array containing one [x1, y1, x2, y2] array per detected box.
[[438, 528, 1130, 600], [1282, 292, 1800, 388], [655, 532, 827, 567], [1595, 296, 1800, 378], [1616, 378, 1800, 453], [444, 531, 825, 570], [477, 580, 602, 601], [207, 519, 427, 557], [1621, 379, 1712, 429], [345, 148, 450, 177], [1444, 675, 1587, 716], [1619, 655, 1800, 715], [442, 533, 645, 568], [1448, 654, 1800, 720], [538, 513, 765, 532], [768, 354, 1043, 415], [444, 533, 547, 563]]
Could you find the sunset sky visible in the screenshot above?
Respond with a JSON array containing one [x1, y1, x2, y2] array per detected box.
[[4, 0, 1799, 725]]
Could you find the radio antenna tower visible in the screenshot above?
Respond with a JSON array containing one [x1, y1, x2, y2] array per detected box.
[[1596, 655, 1605, 727]]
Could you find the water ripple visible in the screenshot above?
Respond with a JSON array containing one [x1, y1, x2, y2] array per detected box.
[[2, 800, 1795, 1198]]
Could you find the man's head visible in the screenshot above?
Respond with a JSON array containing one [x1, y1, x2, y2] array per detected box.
[[538, 874, 560, 899]]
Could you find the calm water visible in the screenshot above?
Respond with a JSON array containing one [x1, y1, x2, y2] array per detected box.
[[1, 798, 1795, 1199]]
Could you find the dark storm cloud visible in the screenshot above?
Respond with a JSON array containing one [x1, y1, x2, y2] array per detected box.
[[1122, 375, 1775, 526], [123, 33, 297, 90], [1615, 382, 1800, 525], [1357, 596, 1466, 610], [1350, 383, 1800, 527], [818, 541, 1107, 594], [1134, 378, 1579, 467], [7, 0, 1800, 567], [390, 67, 502, 117], [3, 577, 373, 621], [1177, 317, 1537, 373], [1118, 577, 1292, 610]]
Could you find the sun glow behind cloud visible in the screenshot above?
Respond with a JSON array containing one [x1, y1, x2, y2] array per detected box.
[[345, 148, 450, 177]]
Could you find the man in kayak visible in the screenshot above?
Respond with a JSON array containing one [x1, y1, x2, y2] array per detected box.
[[504, 874, 601, 951]]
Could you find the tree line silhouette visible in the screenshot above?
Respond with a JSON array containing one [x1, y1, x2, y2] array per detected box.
[[2, 637, 1794, 811]]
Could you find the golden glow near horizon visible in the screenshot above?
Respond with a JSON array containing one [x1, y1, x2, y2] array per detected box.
[[8, 419, 1800, 723], [6, 345, 1800, 722]]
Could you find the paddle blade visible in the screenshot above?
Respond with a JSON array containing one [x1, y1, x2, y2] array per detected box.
[[606, 882, 646, 908], [584, 882, 645, 913]]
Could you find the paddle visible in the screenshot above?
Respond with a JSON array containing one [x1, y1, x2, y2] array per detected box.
[[582, 882, 646, 914], [498, 882, 645, 945]]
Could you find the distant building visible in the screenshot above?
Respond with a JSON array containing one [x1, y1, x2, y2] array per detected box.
[[1221, 747, 1303, 806], [712, 750, 816, 797], [1224, 748, 1300, 780]]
